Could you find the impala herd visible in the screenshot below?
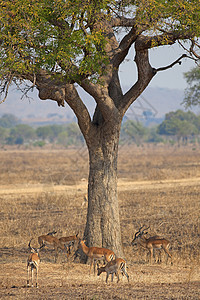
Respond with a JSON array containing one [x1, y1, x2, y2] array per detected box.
[[27, 226, 173, 288]]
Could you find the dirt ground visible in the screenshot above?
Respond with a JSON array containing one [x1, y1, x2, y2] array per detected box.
[[0, 144, 200, 299]]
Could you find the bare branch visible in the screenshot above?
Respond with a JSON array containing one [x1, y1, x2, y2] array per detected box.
[[189, 40, 200, 60], [178, 40, 200, 61], [154, 54, 188, 73], [64, 84, 92, 142], [0, 75, 13, 104]]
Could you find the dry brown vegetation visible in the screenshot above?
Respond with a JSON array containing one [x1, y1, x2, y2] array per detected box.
[[0, 144, 200, 299]]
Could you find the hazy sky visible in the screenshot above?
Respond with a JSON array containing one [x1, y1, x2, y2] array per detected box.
[[119, 42, 196, 91]]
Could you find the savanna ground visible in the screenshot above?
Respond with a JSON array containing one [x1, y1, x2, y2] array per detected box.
[[0, 144, 200, 299]]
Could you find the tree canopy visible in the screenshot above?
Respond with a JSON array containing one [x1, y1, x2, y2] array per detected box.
[[184, 66, 200, 107], [0, 113, 20, 128], [157, 109, 200, 137], [0, 0, 200, 103]]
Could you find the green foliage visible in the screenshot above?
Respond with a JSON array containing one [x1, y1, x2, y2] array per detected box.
[[134, 0, 200, 37], [121, 120, 164, 144], [1, 110, 200, 146], [63, 123, 84, 145], [36, 124, 64, 142], [0, 0, 199, 86], [157, 109, 199, 137], [8, 124, 35, 144], [57, 123, 84, 146], [57, 131, 68, 146], [33, 140, 46, 147], [0, 126, 9, 143], [120, 120, 147, 144], [184, 66, 200, 107], [0, 114, 20, 128], [0, 0, 111, 82], [0, 113, 84, 146], [145, 127, 164, 143], [36, 123, 83, 145], [36, 126, 52, 141]]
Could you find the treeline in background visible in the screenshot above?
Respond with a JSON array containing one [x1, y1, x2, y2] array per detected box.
[[0, 110, 200, 147]]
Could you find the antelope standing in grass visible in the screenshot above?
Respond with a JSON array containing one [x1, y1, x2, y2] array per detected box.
[[38, 231, 70, 263], [131, 226, 173, 264], [27, 238, 45, 288], [78, 239, 115, 275], [59, 233, 79, 257], [59, 232, 79, 245], [97, 258, 129, 283], [38, 230, 57, 249]]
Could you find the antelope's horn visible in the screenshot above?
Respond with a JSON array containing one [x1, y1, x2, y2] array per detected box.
[[39, 242, 45, 250], [28, 238, 33, 250], [139, 225, 145, 232], [143, 226, 150, 232]]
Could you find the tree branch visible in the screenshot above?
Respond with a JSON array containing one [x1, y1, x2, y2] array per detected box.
[[64, 85, 93, 143], [154, 54, 189, 73], [111, 16, 137, 28], [0, 75, 13, 104], [32, 69, 92, 143], [119, 40, 155, 114], [135, 33, 176, 50], [112, 25, 141, 69], [179, 39, 200, 61], [136, 30, 197, 51], [80, 79, 119, 122]]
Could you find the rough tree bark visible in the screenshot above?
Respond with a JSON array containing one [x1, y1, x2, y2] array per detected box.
[[85, 120, 123, 255]]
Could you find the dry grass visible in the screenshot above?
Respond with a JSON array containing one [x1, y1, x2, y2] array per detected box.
[[0, 144, 200, 299]]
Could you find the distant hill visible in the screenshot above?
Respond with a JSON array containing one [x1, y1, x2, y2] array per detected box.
[[125, 86, 200, 125], [0, 86, 199, 126]]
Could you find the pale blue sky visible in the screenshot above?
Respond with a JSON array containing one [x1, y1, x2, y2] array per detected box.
[[119, 42, 196, 90]]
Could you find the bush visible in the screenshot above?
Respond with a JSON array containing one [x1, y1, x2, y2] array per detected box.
[[33, 141, 46, 147]]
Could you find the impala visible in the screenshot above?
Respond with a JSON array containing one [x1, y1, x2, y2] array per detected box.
[[78, 239, 115, 275], [38, 230, 57, 249], [27, 238, 45, 288], [38, 232, 70, 263], [131, 226, 173, 264], [97, 258, 129, 283], [59, 232, 79, 246], [59, 233, 79, 256]]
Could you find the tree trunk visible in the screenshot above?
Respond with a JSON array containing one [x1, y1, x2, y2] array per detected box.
[[84, 121, 123, 257]]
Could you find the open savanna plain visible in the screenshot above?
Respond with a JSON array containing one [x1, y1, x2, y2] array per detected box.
[[0, 144, 200, 299]]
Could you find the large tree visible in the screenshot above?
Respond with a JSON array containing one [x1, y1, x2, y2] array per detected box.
[[0, 0, 200, 256]]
